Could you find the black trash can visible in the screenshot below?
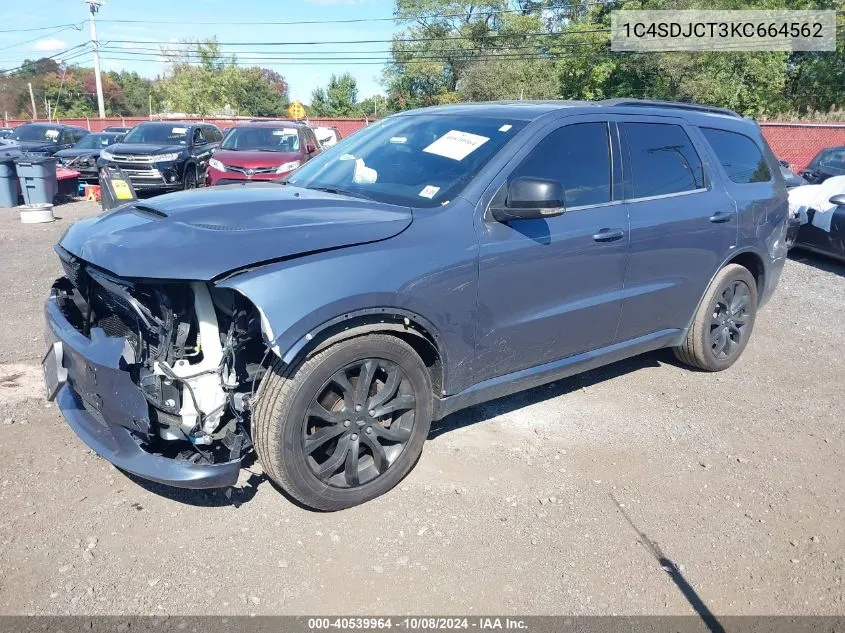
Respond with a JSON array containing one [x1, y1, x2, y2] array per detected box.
[[0, 148, 21, 207], [15, 155, 58, 205]]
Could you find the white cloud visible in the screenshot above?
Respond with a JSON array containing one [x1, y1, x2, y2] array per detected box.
[[32, 38, 66, 52]]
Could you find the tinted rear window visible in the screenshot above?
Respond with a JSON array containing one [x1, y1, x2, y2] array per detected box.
[[701, 127, 771, 184], [624, 123, 705, 198]]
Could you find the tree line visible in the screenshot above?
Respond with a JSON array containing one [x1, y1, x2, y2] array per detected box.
[[2, 1, 843, 122]]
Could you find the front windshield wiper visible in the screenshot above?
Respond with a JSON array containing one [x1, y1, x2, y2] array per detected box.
[[305, 185, 375, 201]]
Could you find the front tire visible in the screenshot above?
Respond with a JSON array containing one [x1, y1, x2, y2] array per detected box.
[[674, 263, 758, 372], [253, 335, 433, 511], [183, 165, 197, 190]]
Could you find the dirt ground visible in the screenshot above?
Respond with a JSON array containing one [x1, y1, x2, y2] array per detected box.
[[0, 200, 843, 616]]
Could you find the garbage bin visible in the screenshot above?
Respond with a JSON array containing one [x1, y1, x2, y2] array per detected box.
[[15, 156, 58, 205], [0, 149, 21, 207]]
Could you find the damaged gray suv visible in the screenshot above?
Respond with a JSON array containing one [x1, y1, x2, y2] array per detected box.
[[43, 100, 790, 510]]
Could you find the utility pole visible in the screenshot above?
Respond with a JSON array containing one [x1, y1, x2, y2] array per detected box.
[[86, 0, 106, 118], [28, 82, 37, 119]]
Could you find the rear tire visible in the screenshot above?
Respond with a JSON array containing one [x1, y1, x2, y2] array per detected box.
[[673, 264, 758, 372], [253, 335, 433, 511]]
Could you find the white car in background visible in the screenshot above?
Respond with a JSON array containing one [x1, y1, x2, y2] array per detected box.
[[313, 125, 342, 148]]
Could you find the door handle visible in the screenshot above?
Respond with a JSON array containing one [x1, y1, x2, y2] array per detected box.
[[592, 228, 625, 242], [709, 211, 733, 223]]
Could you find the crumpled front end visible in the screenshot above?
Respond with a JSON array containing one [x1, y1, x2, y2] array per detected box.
[[43, 247, 266, 488]]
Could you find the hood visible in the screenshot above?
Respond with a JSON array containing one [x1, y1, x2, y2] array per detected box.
[[106, 143, 186, 156], [59, 183, 412, 280], [55, 148, 100, 159], [213, 149, 301, 168], [15, 141, 58, 153]]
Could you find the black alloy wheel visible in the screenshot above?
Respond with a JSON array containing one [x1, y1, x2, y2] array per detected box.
[[709, 280, 751, 360], [303, 358, 416, 488]]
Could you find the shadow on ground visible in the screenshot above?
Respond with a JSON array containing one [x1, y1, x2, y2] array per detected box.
[[789, 249, 845, 275]]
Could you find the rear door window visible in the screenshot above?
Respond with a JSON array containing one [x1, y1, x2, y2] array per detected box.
[[509, 121, 612, 208], [701, 127, 771, 184], [623, 123, 706, 198]]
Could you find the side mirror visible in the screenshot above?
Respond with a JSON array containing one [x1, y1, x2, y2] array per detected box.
[[490, 177, 565, 223], [779, 159, 790, 168], [829, 194, 845, 207], [305, 143, 316, 154]]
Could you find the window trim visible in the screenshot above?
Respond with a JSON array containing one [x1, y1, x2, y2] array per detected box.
[[620, 120, 710, 202], [699, 126, 774, 186]]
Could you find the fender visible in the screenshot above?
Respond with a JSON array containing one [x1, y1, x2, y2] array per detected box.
[[216, 202, 481, 396], [674, 244, 774, 346]]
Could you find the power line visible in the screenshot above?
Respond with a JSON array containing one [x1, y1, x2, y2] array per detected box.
[[95, 4, 618, 27], [0, 24, 83, 53], [0, 43, 92, 74], [0, 21, 84, 34]]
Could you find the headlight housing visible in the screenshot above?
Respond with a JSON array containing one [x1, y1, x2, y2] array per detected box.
[[208, 158, 226, 171], [152, 152, 181, 162], [100, 149, 115, 161], [275, 160, 301, 174]]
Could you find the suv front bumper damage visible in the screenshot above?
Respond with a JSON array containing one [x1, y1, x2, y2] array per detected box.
[[43, 292, 241, 489]]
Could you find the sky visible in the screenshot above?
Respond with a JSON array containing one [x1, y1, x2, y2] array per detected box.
[[0, 0, 400, 102]]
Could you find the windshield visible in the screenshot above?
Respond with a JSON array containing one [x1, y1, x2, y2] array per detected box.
[[287, 114, 527, 207], [815, 148, 845, 172], [12, 126, 60, 143], [221, 126, 300, 151], [122, 124, 190, 146], [74, 133, 118, 150]]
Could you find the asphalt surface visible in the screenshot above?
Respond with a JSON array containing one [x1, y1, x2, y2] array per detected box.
[[0, 200, 843, 616]]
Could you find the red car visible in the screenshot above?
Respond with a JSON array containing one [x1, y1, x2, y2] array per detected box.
[[207, 121, 322, 185]]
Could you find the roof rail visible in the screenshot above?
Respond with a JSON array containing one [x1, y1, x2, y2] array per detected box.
[[601, 99, 742, 119]]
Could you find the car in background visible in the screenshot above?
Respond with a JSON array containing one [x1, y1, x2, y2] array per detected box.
[[801, 146, 845, 184], [97, 121, 223, 192], [102, 125, 134, 134], [0, 127, 13, 139], [789, 176, 845, 261], [778, 160, 808, 188], [55, 131, 126, 182], [314, 125, 342, 148], [8, 123, 89, 156], [207, 120, 321, 186]]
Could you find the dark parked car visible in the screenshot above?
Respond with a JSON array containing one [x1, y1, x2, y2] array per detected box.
[[9, 122, 89, 156], [0, 127, 13, 139], [207, 121, 321, 185], [54, 131, 125, 182], [778, 160, 808, 188], [97, 121, 223, 191], [789, 178, 845, 262], [801, 146, 845, 184], [43, 100, 789, 510]]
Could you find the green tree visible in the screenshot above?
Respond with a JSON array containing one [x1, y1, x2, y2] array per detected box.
[[310, 73, 360, 116]]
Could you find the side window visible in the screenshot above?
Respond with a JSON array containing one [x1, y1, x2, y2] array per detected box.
[[192, 128, 206, 145], [819, 149, 845, 170], [624, 123, 705, 198], [509, 122, 612, 208], [701, 127, 771, 184], [60, 130, 75, 144], [74, 130, 88, 142], [206, 126, 222, 142]]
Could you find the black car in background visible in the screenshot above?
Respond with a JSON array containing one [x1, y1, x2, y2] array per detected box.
[[54, 131, 125, 182], [0, 127, 13, 140], [102, 125, 134, 134], [97, 121, 223, 192], [9, 123, 89, 155], [801, 146, 845, 184]]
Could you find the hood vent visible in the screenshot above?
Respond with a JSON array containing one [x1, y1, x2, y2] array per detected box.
[[132, 204, 168, 219]]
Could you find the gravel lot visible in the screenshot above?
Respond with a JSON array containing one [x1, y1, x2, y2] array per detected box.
[[0, 200, 843, 616]]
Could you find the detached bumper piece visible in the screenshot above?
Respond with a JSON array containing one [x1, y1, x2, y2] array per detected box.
[[44, 294, 241, 489]]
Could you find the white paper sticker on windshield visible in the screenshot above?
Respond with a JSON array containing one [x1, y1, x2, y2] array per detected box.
[[339, 154, 356, 161], [419, 185, 440, 199], [273, 129, 297, 136], [423, 130, 489, 161], [353, 158, 378, 184], [499, 124, 513, 132], [171, 127, 187, 134], [389, 136, 407, 144], [45, 129, 59, 138]]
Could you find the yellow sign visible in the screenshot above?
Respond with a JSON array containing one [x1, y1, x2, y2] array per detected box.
[[288, 101, 305, 120], [113, 179, 134, 200]]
